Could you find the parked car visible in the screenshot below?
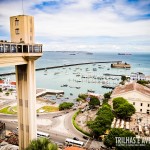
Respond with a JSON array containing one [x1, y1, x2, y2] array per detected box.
[[82, 136, 88, 140], [73, 137, 79, 141]]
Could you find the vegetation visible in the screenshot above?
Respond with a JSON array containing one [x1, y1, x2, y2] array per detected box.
[[76, 97, 83, 102], [104, 128, 135, 148], [121, 75, 127, 81], [0, 106, 17, 114], [78, 93, 88, 100], [0, 88, 2, 92], [26, 137, 58, 150], [104, 91, 112, 99], [5, 92, 10, 96], [59, 102, 74, 110], [89, 96, 100, 108], [113, 97, 135, 119], [37, 106, 59, 113], [72, 111, 91, 136], [137, 80, 149, 86], [87, 103, 114, 138]]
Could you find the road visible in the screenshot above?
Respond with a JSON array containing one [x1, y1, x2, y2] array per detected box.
[[0, 110, 102, 148]]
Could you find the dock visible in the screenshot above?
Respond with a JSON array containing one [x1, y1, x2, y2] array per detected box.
[[0, 61, 122, 76], [36, 88, 64, 97]]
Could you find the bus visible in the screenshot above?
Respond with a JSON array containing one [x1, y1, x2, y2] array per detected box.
[[37, 131, 50, 138], [65, 138, 84, 147]]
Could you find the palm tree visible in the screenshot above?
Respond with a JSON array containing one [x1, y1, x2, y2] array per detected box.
[[26, 137, 58, 150]]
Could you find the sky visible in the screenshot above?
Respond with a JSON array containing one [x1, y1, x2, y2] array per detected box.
[[0, 0, 150, 52]]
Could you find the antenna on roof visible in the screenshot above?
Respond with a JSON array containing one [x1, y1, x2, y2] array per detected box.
[[22, 0, 24, 15]]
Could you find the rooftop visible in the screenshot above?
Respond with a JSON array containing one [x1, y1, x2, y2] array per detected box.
[[112, 82, 150, 97]]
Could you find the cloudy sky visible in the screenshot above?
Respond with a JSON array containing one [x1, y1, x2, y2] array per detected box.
[[0, 0, 150, 52]]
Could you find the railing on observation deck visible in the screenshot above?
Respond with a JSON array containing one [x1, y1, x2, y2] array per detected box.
[[0, 41, 42, 53]]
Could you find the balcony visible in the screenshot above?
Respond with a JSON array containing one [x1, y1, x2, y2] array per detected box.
[[0, 41, 42, 53]]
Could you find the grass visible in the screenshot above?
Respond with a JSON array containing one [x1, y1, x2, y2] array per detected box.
[[37, 106, 59, 113], [0, 106, 17, 114]]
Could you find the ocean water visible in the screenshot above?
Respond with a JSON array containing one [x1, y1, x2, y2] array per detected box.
[[0, 51, 150, 103]]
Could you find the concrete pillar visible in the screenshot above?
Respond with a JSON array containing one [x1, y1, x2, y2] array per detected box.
[[15, 58, 37, 150]]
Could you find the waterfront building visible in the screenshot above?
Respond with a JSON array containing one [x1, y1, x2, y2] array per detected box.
[[130, 72, 146, 81], [0, 78, 16, 90], [111, 82, 150, 114], [111, 62, 131, 68]]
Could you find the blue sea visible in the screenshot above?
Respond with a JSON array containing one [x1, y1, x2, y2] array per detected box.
[[0, 51, 150, 103]]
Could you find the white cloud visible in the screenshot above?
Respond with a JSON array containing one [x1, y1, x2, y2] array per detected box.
[[0, 0, 150, 52]]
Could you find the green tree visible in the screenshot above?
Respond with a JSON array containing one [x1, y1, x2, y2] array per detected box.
[[0, 88, 2, 92], [87, 103, 114, 138], [137, 80, 149, 86], [78, 93, 88, 100], [59, 102, 74, 110], [115, 102, 135, 119], [104, 91, 112, 99], [26, 137, 58, 150], [113, 97, 135, 119], [113, 97, 127, 109], [104, 128, 135, 148], [89, 96, 100, 108], [121, 75, 127, 81]]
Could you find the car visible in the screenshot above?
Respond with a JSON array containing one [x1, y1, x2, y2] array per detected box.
[[73, 137, 79, 141], [82, 136, 88, 140]]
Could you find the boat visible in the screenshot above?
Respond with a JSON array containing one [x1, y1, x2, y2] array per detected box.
[[118, 53, 132, 55], [44, 68, 48, 75], [61, 84, 68, 87], [87, 89, 95, 93]]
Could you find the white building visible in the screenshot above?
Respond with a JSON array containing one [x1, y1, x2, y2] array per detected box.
[[0, 78, 16, 90], [111, 82, 150, 114], [130, 72, 145, 81]]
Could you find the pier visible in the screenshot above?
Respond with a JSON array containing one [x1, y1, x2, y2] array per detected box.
[[0, 60, 122, 76], [36, 88, 64, 97]]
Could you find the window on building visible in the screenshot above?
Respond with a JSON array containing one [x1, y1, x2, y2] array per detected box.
[[30, 36, 32, 41], [147, 110, 150, 114], [141, 103, 143, 106], [30, 28, 32, 32], [15, 28, 19, 34], [15, 19, 19, 26], [133, 102, 135, 105], [140, 109, 142, 112], [148, 104, 150, 107]]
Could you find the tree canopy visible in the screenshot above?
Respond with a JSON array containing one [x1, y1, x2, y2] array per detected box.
[[104, 128, 135, 148], [87, 103, 114, 138], [113, 97, 135, 119], [89, 96, 100, 108], [59, 102, 74, 110], [26, 137, 58, 150]]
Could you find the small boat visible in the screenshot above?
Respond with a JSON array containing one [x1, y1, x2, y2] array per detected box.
[[44, 68, 48, 75], [87, 89, 95, 93]]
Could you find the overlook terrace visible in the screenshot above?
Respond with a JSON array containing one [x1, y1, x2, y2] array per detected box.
[[0, 40, 42, 53]]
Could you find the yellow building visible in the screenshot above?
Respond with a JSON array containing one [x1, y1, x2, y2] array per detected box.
[[10, 15, 34, 44]]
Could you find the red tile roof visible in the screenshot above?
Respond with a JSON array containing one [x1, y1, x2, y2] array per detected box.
[[112, 82, 150, 97], [10, 82, 16, 85], [0, 80, 4, 84], [64, 147, 85, 150]]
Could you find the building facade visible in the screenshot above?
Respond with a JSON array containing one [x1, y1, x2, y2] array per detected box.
[[10, 15, 34, 44], [130, 72, 146, 81], [111, 82, 150, 114]]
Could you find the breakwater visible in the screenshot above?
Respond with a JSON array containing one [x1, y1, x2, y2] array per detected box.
[[0, 60, 122, 76]]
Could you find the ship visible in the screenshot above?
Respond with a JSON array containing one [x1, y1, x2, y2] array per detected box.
[[118, 53, 132, 55]]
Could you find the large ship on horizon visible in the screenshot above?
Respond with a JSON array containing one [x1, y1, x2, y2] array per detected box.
[[118, 53, 132, 55]]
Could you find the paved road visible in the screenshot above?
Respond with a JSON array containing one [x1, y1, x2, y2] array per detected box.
[[0, 110, 102, 148]]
